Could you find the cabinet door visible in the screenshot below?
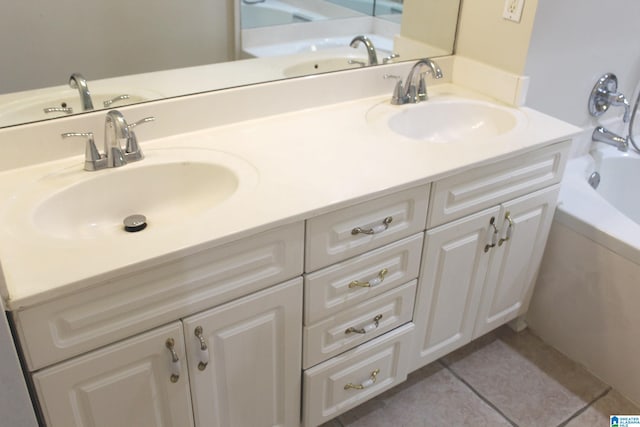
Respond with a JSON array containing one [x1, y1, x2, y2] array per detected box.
[[183, 278, 303, 427], [33, 322, 193, 427], [410, 206, 499, 372], [474, 185, 560, 338]]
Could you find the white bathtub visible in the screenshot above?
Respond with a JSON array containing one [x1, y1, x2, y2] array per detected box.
[[241, 0, 327, 29], [527, 143, 640, 406]]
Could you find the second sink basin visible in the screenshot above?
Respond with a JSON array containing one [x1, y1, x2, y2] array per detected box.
[[381, 98, 526, 143], [9, 148, 258, 240]]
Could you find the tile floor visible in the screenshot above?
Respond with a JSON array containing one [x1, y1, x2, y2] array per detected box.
[[321, 327, 639, 427]]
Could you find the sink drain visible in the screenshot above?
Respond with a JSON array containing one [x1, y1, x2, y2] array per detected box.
[[123, 214, 147, 232]]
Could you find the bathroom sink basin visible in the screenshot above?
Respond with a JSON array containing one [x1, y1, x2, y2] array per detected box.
[[7, 148, 258, 240], [283, 57, 365, 77], [384, 99, 525, 143]]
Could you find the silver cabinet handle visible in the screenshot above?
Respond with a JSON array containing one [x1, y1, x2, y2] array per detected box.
[[165, 338, 181, 383], [344, 369, 380, 390], [351, 216, 393, 235], [345, 314, 383, 334], [349, 268, 388, 288], [484, 216, 498, 253], [499, 212, 514, 246], [194, 326, 210, 371]]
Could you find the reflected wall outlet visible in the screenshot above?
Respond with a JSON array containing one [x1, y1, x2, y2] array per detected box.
[[503, 0, 525, 23]]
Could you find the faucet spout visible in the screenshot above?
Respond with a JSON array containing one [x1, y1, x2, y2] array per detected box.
[[349, 35, 378, 66], [69, 73, 94, 111], [403, 58, 443, 102], [104, 110, 130, 167], [592, 126, 628, 151]]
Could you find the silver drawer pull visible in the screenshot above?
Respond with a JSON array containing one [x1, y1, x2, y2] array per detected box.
[[484, 216, 498, 253], [349, 268, 388, 288], [345, 314, 383, 334], [351, 216, 393, 235], [165, 338, 181, 383], [344, 369, 380, 390], [194, 326, 210, 371], [498, 212, 514, 246]]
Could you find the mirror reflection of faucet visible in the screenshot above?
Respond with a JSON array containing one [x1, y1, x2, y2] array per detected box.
[[61, 110, 154, 171], [349, 35, 378, 66]]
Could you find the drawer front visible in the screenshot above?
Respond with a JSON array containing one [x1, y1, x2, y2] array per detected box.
[[428, 141, 570, 228], [305, 185, 429, 272], [304, 233, 423, 325], [14, 222, 304, 371], [303, 323, 414, 427], [303, 281, 416, 369]]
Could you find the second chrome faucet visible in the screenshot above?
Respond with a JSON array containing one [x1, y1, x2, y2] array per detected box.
[[62, 110, 154, 171], [386, 58, 443, 105]]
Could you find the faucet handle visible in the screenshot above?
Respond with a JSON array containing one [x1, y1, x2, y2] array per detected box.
[[103, 94, 131, 108], [384, 74, 405, 105], [124, 116, 155, 160], [62, 132, 104, 171]]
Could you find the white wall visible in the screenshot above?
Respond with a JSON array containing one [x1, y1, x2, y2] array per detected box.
[[456, 0, 538, 75], [0, 0, 235, 94], [524, 0, 640, 128]]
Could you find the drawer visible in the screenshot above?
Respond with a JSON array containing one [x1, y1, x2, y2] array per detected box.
[[13, 222, 304, 371], [303, 280, 416, 369], [302, 323, 414, 427], [305, 185, 429, 272], [428, 141, 570, 228], [304, 233, 423, 325]]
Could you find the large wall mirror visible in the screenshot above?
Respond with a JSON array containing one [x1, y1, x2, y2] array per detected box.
[[0, 0, 460, 128]]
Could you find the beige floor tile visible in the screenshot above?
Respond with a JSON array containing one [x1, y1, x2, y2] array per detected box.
[[445, 328, 609, 427], [339, 362, 512, 427], [565, 390, 640, 427]]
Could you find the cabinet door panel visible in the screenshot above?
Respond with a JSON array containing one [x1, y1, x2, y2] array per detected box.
[[33, 322, 193, 427], [411, 206, 499, 371], [474, 185, 559, 338], [183, 278, 302, 427]]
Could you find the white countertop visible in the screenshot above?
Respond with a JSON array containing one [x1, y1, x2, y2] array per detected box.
[[0, 83, 579, 309]]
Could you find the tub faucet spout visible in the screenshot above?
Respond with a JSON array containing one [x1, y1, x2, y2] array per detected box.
[[69, 73, 94, 111], [592, 126, 628, 152], [349, 35, 378, 66]]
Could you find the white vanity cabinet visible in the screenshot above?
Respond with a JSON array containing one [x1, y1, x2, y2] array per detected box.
[[411, 141, 569, 371], [33, 322, 195, 427], [33, 278, 302, 427], [302, 186, 429, 426], [182, 278, 302, 427]]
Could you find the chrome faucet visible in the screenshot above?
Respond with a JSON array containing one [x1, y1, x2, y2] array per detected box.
[[61, 110, 154, 171], [588, 73, 631, 122], [68, 73, 94, 111], [349, 35, 378, 66], [592, 126, 628, 151], [386, 58, 443, 105], [104, 110, 130, 168]]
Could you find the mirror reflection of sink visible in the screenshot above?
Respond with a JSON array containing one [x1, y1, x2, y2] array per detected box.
[[7, 148, 258, 240], [383, 99, 526, 143], [0, 89, 161, 126], [283, 57, 365, 77]]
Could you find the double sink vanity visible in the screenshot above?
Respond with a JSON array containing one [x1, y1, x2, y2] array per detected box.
[[0, 58, 578, 426]]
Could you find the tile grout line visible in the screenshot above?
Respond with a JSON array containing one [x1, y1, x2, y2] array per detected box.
[[439, 359, 519, 427], [555, 386, 612, 427]]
